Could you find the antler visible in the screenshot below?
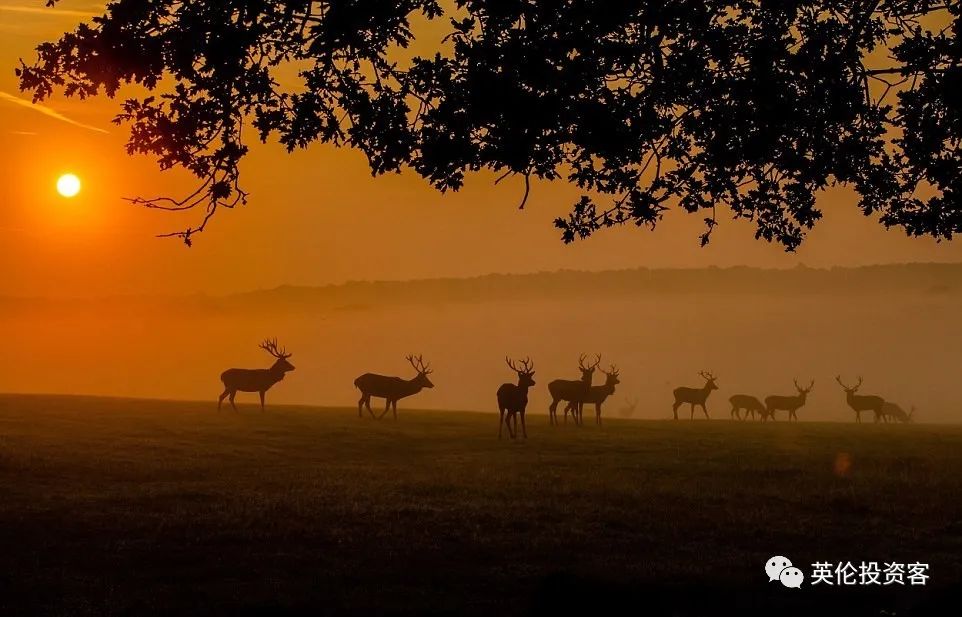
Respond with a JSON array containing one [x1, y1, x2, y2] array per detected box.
[[836, 375, 861, 391], [406, 354, 432, 375], [259, 338, 291, 359], [794, 378, 815, 391], [506, 356, 534, 374], [578, 353, 602, 371], [698, 370, 715, 380], [604, 364, 619, 376]]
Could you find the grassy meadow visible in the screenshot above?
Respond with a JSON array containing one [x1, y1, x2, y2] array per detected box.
[[1, 394, 961, 616]]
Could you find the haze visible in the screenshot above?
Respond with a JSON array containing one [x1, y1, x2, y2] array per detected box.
[[1, 2, 960, 421]]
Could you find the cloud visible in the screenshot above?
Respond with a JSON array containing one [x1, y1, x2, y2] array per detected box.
[[0, 91, 109, 134], [0, 4, 98, 18]]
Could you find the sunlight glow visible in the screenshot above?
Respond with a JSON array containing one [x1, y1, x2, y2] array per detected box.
[[56, 174, 81, 198]]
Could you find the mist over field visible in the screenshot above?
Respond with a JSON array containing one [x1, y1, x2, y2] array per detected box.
[[4, 263, 960, 423]]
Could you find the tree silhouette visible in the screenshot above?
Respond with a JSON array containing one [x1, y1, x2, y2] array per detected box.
[[18, 1, 961, 248]]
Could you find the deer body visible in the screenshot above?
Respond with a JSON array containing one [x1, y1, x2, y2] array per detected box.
[[729, 394, 766, 421], [880, 402, 915, 423], [547, 354, 600, 425], [764, 380, 814, 422], [836, 376, 885, 423], [498, 357, 536, 439], [672, 372, 718, 420], [218, 339, 294, 411], [355, 355, 433, 420], [565, 366, 620, 425]]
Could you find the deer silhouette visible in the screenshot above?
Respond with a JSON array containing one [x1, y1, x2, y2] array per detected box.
[[218, 339, 295, 411], [672, 371, 718, 420], [618, 396, 638, 418], [728, 394, 766, 421], [836, 376, 885, 423], [764, 379, 814, 422], [546, 354, 600, 425], [354, 355, 434, 420], [565, 365, 620, 425], [880, 401, 915, 423], [497, 357, 536, 439]]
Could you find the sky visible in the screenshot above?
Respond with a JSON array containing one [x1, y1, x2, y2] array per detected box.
[[2, 1, 962, 298]]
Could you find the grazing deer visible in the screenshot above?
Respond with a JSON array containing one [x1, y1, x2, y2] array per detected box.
[[354, 355, 434, 420], [835, 376, 885, 423], [497, 357, 536, 439], [218, 339, 295, 411], [672, 371, 718, 420], [547, 354, 601, 425], [764, 379, 814, 422], [566, 365, 620, 425], [880, 401, 915, 423], [728, 394, 766, 421], [618, 396, 638, 418]]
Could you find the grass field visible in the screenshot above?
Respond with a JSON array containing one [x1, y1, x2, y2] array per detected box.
[[2, 394, 961, 616]]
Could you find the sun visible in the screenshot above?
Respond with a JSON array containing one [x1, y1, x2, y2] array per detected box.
[[56, 173, 81, 198]]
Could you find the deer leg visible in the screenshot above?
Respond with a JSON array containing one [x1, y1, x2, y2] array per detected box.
[[672, 400, 681, 420], [701, 403, 710, 420], [506, 412, 516, 439], [358, 395, 365, 418], [228, 391, 237, 411], [259, 391, 266, 411], [218, 389, 229, 411], [690, 403, 695, 420], [365, 397, 377, 419], [548, 399, 557, 425], [377, 399, 391, 420], [513, 413, 519, 438], [499, 408, 505, 439], [392, 400, 398, 421], [596, 403, 602, 426], [520, 412, 527, 439]]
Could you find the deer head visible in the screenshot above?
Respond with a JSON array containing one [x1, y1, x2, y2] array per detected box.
[[602, 365, 620, 386], [794, 378, 815, 395], [260, 338, 295, 372], [699, 370, 718, 390], [835, 375, 862, 394], [578, 353, 602, 381], [406, 354, 434, 388], [506, 356, 536, 387]]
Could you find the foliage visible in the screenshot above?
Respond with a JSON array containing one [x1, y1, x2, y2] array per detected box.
[[18, 1, 962, 248]]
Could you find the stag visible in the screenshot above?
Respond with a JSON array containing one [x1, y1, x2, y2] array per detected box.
[[354, 355, 434, 420], [835, 376, 885, 423], [729, 394, 766, 421], [218, 339, 295, 411], [497, 357, 536, 439], [672, 371, 718, 420], [618, 396, 638, 419], [880, 401, 915, 423], [547, 354, 601, 425], [565, 365, 620, 425], [764, 379, 814, 422]]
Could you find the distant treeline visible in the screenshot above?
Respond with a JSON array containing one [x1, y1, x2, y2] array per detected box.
[[3, 263, 962, 316]]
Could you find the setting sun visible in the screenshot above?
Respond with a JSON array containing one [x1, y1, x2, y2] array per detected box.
[[56, 173, 81, 198]]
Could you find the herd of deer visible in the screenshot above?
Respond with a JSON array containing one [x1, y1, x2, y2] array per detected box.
[[217, 341, 915, 438]]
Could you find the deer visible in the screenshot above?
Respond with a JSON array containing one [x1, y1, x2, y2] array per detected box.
[[835, 376, 885, 423], [497, 357, 536, 439], [764, 379, 814, 422], [728, 394, 766, 421], [880, 401, 915, 423], [565, 365, 620, 425], [218, 339, 295, 411], [672, 371, 718, 420], [618, 396, 638, 418], [547, 354, 601, 425], [354, 355, 434, 420]]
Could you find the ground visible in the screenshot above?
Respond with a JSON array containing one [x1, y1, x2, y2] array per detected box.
[[1, 394, 961, 616]]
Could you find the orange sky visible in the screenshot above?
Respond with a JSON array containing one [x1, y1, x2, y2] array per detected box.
[[2, 1, 962, 298]]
